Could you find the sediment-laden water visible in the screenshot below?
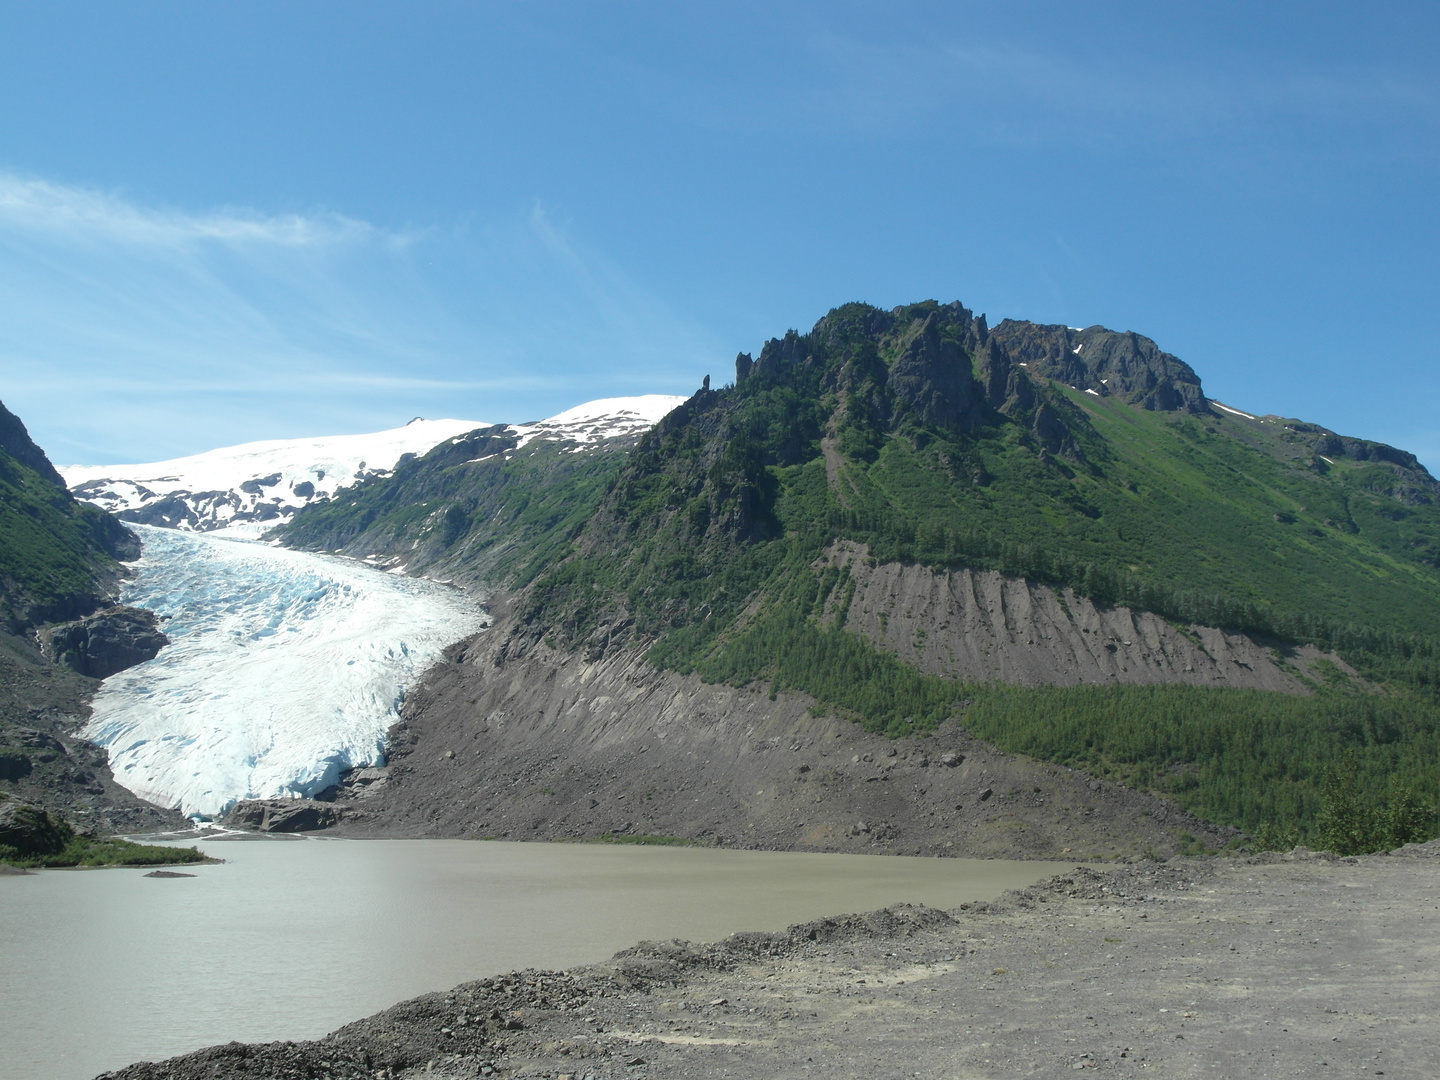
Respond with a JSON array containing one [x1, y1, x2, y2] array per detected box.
[[0, 837, 1075, 1080]]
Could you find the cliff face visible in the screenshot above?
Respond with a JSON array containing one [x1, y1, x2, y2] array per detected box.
[[988, 320, 1209, 413]]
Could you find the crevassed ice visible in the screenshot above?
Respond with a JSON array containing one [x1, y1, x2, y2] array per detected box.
[[85, 526, 487, 818]]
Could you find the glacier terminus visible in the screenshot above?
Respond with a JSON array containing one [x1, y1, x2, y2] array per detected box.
[[82, 526, 488, 818]]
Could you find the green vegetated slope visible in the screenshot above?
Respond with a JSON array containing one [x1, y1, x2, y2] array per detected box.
[[283, 301, 1440, 846], [0, 399, 137, 630], [275, 424, 644, 590]]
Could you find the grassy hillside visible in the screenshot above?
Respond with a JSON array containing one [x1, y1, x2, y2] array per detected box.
[[275, 424, 641, 591], [0, 399, 136, 630]]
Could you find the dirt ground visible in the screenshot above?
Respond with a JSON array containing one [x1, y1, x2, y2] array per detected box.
[[104, 843, 1439, 1080]]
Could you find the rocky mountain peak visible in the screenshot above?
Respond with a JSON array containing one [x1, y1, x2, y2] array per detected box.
[[990, 320, 1208, 413], [0, 399, 68, 490]]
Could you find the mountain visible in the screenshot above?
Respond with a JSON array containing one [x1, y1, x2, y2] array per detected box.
[[60, 417, 490, 536], [61, 396, 685, 541], [0, 399, 139, 629], [275, 301, 1440, 853], [271, 395, 687, 588], [0, 398, 183, 833]]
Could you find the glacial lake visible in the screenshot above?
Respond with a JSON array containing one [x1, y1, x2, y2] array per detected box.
[[0, 836, 1077, 1080]]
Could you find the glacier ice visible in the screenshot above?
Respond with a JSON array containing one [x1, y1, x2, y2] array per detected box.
[[84, 526, 487, 818]]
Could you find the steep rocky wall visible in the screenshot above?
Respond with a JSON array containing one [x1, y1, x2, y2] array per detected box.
[[326, 597, 1233, 860], [820, 542, 1343, 692]]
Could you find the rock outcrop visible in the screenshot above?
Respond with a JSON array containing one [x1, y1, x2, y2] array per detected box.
[[0, 798, 72, 856], [40, 605, 169, 679], [222, 799, 343, 833], [990, 320, 1209, 413]]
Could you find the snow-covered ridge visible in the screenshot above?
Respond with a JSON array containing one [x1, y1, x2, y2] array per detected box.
[[509, 395, 685, 452], [60, 395, 686, 537]]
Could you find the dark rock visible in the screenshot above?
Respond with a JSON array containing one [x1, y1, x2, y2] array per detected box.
[[40, 605, 169, 679], [222, 799, 343, 833], [238, 473, 282, 494], [144, 869, 196, 878], [0, 750, 32, 781], [991, 321, 1208, 414], [888, 310, 984, 434], [735, 352, 754, 384], [0, 799, 73, 856], [115, 494, 202, 529]]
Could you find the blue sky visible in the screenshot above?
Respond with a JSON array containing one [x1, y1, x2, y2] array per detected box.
[[2, 2, 1437, 468]]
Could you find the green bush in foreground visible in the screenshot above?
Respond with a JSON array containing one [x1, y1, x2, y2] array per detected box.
[[0, 836, 208, 869], [0, 801, 207, 868], [1309, 760, 1436, 856]]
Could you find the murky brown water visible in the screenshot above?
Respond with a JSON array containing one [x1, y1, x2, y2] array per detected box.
[[0, 836, 1075, 1080]]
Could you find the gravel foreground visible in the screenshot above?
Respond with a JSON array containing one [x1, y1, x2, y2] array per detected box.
[[102, 844, 1439, 1080]]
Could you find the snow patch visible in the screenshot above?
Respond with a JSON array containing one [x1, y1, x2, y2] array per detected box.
[[61, 418, 488, 536], [1212, 401, 1257, 420], [1084, 388, 1100, 396], [510, 395, 685, 451]]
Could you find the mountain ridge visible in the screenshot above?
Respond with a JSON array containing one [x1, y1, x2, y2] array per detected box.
[[62, 395, 687, 542], [265, 299, 1440, 848]]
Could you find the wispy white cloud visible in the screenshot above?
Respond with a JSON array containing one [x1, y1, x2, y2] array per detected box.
[[0, 175, 716, 464], [0, 173, 389, 251]]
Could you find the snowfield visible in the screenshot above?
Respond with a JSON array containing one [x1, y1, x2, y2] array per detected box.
[[84, 526, 487, 818], [60, 395, 686, 535], [61, 417, 489, 537]]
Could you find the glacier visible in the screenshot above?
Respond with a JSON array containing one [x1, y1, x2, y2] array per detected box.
[[67, 395, 686, 818], [83, 526, 487, 818]]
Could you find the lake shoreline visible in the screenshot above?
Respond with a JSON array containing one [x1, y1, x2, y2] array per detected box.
[[98, 843, 1440, 1079]]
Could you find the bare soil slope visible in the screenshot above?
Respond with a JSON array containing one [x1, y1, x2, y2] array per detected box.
[[313, 597, 1233, 861], [820, 542, 1346, 691]]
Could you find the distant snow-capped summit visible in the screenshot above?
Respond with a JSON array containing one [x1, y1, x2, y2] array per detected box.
[[61, 394, 685, 536]]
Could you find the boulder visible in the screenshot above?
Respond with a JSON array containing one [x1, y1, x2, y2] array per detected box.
[[222, 799, 342, 833]]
